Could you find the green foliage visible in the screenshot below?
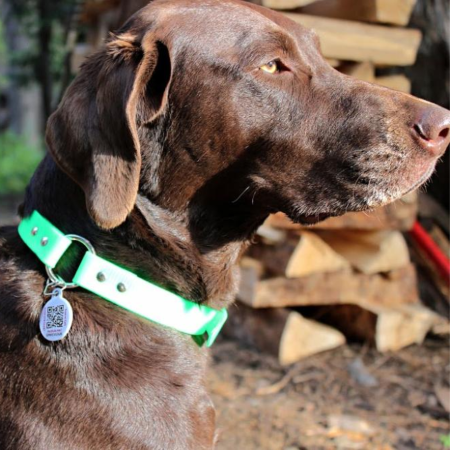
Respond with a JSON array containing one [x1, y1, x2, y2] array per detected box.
[[441, 434, 450, 447], [3, 0, 82, 112], [0, 132, 43, 194]]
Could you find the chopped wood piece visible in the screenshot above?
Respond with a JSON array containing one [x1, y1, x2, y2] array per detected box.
[[261, 0, 321, 9], [280, 311, 345, 364], [282, 13, 421, 66], [301, 302, 438, 351], [317, 230, 410, 275], [246, 232, 350, 278], [223, 303, 345, 365], [339, 61, 375, 82], [256, 224, 287, 244], [265, 192, 418, 231], [373, 303, 437, 351], [286, 231, 351, 277], [375, 75, 411, 93], [299, 0, 417, 26], [238, 263, 419, 308]]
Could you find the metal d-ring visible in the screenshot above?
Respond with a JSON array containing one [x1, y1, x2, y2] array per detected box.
[[45, 234, 96, 289]]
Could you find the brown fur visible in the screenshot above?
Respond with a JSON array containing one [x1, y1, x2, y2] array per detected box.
[[1, 0, 449, 448]]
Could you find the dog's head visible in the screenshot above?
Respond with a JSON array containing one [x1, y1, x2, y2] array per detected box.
[[46, 0, 450, 231]]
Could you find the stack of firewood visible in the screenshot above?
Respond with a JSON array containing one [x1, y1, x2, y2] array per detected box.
[[221, 0, 450, 365], [224, 191, 446, 365]]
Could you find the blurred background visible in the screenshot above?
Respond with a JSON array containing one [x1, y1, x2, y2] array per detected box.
[[0, 0, 449, 448]]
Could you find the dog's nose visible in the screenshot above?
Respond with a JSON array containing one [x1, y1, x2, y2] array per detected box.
[[413, 105, 450, 157]]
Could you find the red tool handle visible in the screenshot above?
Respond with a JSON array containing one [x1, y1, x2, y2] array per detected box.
[[410, 221, 450, 283]]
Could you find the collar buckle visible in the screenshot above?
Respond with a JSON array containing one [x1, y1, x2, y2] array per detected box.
[[45, 234, 96, 289]]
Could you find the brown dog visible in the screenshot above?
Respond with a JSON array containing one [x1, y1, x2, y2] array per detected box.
[[1, 0, 449, 448]]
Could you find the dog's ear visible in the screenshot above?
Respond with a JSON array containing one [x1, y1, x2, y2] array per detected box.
[[46, 32, 171, 229]]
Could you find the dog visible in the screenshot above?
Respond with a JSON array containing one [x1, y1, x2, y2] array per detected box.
[[1, 0, 449, 448]]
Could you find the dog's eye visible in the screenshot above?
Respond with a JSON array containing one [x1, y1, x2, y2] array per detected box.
[[260, 60, 279, 74]]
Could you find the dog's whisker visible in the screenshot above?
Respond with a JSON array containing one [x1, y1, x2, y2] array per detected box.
[[232, 186, 251, 203]]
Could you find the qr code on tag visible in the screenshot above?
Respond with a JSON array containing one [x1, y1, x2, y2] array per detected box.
[[46, 305, 64, 328]]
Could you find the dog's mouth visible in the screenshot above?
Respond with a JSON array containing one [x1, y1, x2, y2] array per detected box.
[[402, 162, 436, 195], [293, 212, 332, 225], [283, 155, 439, 227]]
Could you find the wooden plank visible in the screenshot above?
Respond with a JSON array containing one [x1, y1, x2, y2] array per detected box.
[[261, 0, 321, 9], [223, 303, 345, 365], [299, 0, 417, 26], [375, 74, 411, 93], [265, 192, 418, 231], [283, 13, 422, 66], [238, 263, 419, 308]]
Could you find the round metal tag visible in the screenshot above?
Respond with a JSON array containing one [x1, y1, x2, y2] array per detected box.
[[39, 289, 73, 341]]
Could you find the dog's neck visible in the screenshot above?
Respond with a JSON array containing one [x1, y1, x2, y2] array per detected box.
[[22, 155, 267, 309]]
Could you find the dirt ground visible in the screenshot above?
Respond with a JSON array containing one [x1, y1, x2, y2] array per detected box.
[[208, 335, 450, 450]]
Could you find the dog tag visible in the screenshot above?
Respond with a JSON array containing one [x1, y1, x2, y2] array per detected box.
[[39, 288, 73, 341]]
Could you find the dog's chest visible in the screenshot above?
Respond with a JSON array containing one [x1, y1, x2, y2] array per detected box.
[[0, 261, 215, 450]]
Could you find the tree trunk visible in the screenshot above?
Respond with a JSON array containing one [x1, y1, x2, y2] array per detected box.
[[36, 0, 53, 129]]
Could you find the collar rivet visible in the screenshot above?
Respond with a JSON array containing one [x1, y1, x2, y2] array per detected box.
[[96, 272, 106, 282], [41, 237, 48, 246], [31, 227, 38, 236], [117, 282, 126, 293]]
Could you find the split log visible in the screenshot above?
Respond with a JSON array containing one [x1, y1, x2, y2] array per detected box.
[[317, 230, 410, 275], [375, 75, 411, 93], [265, 192, 418, 231], [238, 263, 419, 308], [299, 0, 417, 26], [283, 13, 421, 66], [247, 232, 350, 278], [256, 224, 287, 245], [286, 231, 350, 277], [301, 303, 438, 352], [223, 302, 345, 365]]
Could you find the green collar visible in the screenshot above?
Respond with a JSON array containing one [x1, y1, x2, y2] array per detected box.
[[18, 211, 227, 347]]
